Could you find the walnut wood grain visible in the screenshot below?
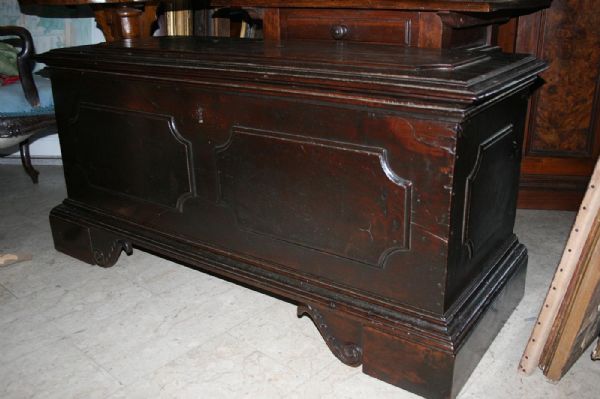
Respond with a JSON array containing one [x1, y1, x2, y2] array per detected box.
[[245, 5, 549, 49], [92, 2, 160, 40], [277, 9, 418, 45], [18, 0, 161, 41], [41, 36, 543, 398], [298, 304, 363, 367], [514, 1, 600, 210], [496, 17, 519, 52], [207, 0, 551, 13], [50, 215, 133, 266], [524, 2, 600, 156], [518, 174, 589, 210], [262, 7, 281, 40], [20, 0, 151, 4], [20, 0, 551, 11]]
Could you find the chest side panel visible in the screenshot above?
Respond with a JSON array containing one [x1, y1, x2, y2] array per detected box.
[[446, 93, 530, 310]]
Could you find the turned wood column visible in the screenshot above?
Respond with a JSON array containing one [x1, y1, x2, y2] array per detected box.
[[91, 2, 159, 41]]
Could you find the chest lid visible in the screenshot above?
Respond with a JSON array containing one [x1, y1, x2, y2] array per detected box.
[[38, 37, 545, 115]]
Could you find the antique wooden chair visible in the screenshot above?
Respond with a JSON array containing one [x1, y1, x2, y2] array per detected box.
[[0, 26, 56, 183]]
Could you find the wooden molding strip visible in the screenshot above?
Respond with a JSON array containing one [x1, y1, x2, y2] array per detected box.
[[540, 212, 600, 379], [519, 156, 600, 374]]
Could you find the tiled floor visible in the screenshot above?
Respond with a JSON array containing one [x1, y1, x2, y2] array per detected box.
[[0, 165, 597, 399]]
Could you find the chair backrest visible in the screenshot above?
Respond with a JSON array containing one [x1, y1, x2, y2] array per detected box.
[[0, 26, 40, 107]]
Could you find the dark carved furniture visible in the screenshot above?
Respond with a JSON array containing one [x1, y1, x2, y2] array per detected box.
[[26, 0, 596, 211], [40, 37, 545, 398], [0, 26, 56, 183], [19, 0, 162, 41], [19, 0, 551, 47], [221, 0, 551, 49]]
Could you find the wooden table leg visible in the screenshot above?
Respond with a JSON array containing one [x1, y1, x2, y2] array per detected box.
[[92, 2, 159, 41], [262, 8, 281, 41], [19, 138, 39, 184]]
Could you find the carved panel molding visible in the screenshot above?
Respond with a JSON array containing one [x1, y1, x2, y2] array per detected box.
[[69, 103, 197, 211], [216, 126, 412, 268], [463, 124, 515, 258], [298, 304, 363, 367]]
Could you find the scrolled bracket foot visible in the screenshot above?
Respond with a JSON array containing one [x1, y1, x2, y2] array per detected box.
[[298, 304, 363, 367], [90, 229, 133, 268]]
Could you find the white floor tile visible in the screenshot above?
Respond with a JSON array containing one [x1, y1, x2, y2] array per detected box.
[[0, 340, 121, 399], [108, 333, 303, 399], [0, 166, 598, 399]]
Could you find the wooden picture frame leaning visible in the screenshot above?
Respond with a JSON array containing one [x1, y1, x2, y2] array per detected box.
[[520, 156, 600, 379]]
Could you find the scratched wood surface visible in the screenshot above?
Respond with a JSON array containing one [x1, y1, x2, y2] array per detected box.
[[41, 37, 544, 399], [21, 0, 551, 12], [516, 0, 600, 210]]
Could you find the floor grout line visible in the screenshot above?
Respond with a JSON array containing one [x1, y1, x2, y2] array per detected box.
[[0, 280, 18, 300], [60, 335, 126, 398]]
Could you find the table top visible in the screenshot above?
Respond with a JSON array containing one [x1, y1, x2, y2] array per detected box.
[[19, 0, 159, 5], [20, 0, 551, 13], [38, 36, 547, 107]]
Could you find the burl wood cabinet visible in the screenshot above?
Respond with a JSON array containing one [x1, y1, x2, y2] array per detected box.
[[509, 0, 600, 209], [40, 37, 545, 398]]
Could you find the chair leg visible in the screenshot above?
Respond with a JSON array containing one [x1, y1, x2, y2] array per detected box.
[[19, 138, 39, 184]]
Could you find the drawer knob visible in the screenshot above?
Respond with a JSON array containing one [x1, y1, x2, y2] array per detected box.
[[330, 25, 349, 40]]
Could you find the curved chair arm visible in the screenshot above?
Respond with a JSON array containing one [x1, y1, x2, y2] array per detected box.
[[0, 26, 40, 107]]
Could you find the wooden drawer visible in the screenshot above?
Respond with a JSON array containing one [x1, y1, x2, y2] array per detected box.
[[279, 9, 418, 45]]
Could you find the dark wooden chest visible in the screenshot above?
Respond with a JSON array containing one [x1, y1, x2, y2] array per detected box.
[[39, 38, 545, 399]]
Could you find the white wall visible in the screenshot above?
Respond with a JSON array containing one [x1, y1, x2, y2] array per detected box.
[[0, 0, 104, 160]]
